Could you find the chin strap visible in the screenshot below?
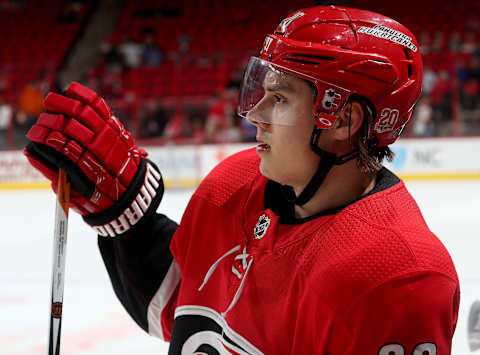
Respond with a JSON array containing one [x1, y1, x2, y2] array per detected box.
[[289, 127, 359, 206]]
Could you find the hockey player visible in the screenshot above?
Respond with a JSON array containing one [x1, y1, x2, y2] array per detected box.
[[24, 5, 459, 354]]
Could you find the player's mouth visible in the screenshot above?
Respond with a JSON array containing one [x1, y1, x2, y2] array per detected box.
[[256, 137, 271, 153]]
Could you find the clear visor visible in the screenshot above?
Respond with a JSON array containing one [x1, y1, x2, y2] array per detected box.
[[238, 56, 349, 126]]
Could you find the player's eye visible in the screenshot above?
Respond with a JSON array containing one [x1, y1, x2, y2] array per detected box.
[[274, 94, 286, 104]]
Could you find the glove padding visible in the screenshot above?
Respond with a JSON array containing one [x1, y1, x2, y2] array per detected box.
[[24, 82, 164, 237]]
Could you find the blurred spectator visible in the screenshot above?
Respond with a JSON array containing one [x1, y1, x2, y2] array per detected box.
[[448, 31, 462, 53], [431, 31, 445, 53], [178, 34, 191, 55], [460, 58, 480, 111], [190, 115, 206, 144], [100, 41, 123, 72], [241, 118, 257, 142], [461, 32, 477, 54], [170, 34, 193, 66], [456, 58, 469, 85], [16, 80, 45, 147], [140, 100, 169, 138], [469, 57, 480, 82], [205, 80, 241, 143], [57, 2, 84, 23], [142, 34, 164, 67], [413, 96, 434, 137], [164, 113, 188, 140], [17, 80, 44, 125], [0, 72, 11, 96], [0, 97, 12, 150], [461, 80, 479, 111], [422, 64, 438, 96], [418, 31, 431, 55], [430, 70, 453, 135], [119, 34, 144, 69], [0, 0, 25, 9], [99, 63, 124, 100]]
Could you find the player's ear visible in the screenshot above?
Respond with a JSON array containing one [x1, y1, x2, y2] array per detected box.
[[333, 100, 364, 142]]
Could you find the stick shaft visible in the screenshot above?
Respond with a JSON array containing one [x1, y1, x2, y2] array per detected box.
[[48, 170, 70, 355]]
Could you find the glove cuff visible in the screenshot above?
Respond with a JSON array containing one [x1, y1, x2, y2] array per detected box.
[[83, 159, 164, 238]]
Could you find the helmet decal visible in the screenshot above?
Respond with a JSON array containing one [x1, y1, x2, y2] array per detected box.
[[321, 89, 342, 112], [374, 107, 400, 133], [358, 24, 418, 52], [260, 37, 274, 55], [277, 11, 306, 33]]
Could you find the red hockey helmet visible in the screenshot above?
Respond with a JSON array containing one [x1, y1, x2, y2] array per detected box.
[[238, 5, 423, 147]]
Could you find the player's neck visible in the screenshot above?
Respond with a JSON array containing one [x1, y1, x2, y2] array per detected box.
[[293, 160, 377, 219]]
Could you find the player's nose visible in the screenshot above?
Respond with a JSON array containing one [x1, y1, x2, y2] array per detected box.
[[246, 106, 271, 130]]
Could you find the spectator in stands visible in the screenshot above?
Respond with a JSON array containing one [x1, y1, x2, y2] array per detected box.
[[205, 80, 241, 143], [413, 96, 434, 137], [119, 34, 144, 69], [142, 34, 164, 67], [100, 41, 123, 72], [17, 80, 44, 126], [170, 34, 193, 66], [99, 62, 124, 100], [163, 113, 185, 140], [469, 57, 480, 82], [457, 58, 470, 85], [0, 72, 10, 96], [448, 31, 462, 53], [460, 57, 480, 111], [461, 31, 477, 54], [0, 97, 12, 150], [431, 31, 445, 53], [418, 31, 431, 55], [430, 70, 453, 135], [422, 64, 438, 96], [16, 80, 45, 146], [241, 117, 257, 142], [57, 1, 84, 23], [139, 100, 169, 138], [189, 115, 206, 144]]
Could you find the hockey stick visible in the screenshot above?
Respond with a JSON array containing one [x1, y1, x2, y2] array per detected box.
[[48, 169, 70, 355], [469, 300, 480, 352]]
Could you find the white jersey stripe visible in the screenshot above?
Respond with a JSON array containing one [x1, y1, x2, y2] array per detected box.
[[147, 260, 181, 339]]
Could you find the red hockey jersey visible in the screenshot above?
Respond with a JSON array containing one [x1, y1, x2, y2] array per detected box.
[[101, 148, 459, 354]]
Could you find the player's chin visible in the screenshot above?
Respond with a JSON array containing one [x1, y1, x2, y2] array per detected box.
[[258, 159, 284, 185], [258, 160, 272, 180]]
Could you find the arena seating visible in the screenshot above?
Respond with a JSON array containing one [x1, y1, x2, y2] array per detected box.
[[0, 0, 92, 104], [106, 0, 316, 99]]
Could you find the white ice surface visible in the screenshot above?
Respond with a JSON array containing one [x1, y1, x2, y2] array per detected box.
[[0, 181, 478, 354]]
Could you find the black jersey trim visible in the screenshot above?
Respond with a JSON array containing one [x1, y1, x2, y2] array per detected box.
[[264, 167, 400, 225]]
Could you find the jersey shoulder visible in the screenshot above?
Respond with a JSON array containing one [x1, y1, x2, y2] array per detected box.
[[194, 147, 262, 208], [303, 180, 458, 313], [344, 180, 458, 281]]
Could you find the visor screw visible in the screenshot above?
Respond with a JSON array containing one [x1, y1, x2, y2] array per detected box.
[[268, 54, 273, 60]]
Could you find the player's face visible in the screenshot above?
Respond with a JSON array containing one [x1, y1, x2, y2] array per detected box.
[[246, 71, 321, 190]]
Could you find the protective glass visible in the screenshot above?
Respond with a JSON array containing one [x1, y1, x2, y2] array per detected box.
[[238, 56, 349, 126]]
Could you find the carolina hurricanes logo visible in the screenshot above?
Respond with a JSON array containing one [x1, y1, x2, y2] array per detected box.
[[254, 214, 270, 240], [173, 306, 264, 355]]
